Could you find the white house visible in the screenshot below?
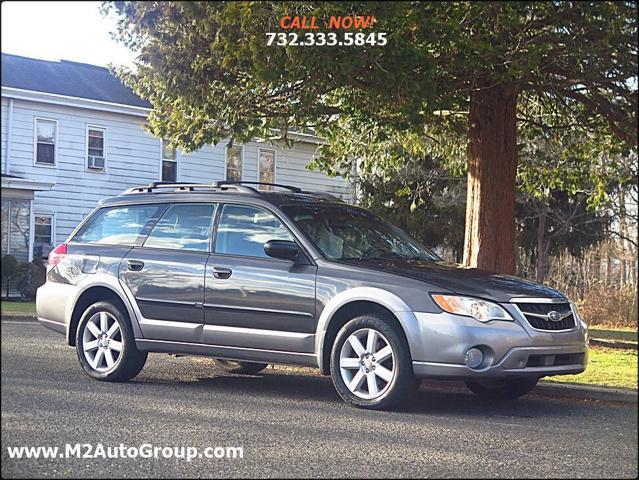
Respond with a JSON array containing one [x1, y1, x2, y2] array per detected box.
[[0, 53, 353, 262]]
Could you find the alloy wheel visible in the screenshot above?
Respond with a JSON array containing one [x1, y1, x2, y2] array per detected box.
[[82, 311, 123, 373], [339, 328, 396, 399]]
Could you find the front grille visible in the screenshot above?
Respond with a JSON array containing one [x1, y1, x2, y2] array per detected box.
[[516, 302, 575, 331], [526, 353, 584, 367]]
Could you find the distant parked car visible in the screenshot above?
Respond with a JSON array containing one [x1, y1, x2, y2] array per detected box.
[[36, 181, 588, 409]]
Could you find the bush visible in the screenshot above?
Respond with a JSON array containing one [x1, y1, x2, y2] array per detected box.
[[1, 254, 18, 295], [576, 284, 638, 328], [13, 258, 47, 299]]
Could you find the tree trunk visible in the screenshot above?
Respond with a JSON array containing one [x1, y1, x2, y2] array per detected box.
[[605, 240, 612, 286], [463, 85, 519, 274]]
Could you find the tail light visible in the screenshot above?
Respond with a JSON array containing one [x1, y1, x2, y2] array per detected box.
[[48, 243, 67, 268]]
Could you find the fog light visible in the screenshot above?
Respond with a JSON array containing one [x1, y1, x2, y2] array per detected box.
[[464, 347, 484, 369]]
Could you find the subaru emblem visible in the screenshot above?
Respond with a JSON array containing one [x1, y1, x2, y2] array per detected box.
[[547, 311, 562, 322]]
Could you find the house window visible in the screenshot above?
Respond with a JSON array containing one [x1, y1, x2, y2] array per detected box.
[[226, 145, 243, 182], [161, 139, 177, 182], [87, 127, 106, 171], [34, 214, 54, 258], [2, 199, 30, 261], [258, 148, 276, 190], [35, 119, 56, 166]]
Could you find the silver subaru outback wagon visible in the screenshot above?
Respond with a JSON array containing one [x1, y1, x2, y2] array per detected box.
[[36, 181, 588, 410]]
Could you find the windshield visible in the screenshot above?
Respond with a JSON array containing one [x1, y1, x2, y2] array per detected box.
[[282, 204, 439, 262]]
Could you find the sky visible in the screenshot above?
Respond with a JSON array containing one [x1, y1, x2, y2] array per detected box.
[[1, 1, 136, 68]]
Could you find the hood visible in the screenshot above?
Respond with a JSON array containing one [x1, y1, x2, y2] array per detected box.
[[344, 259, 567, 303]]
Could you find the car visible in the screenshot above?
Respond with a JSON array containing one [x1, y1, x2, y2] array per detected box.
[[36, 180, 588, 410]]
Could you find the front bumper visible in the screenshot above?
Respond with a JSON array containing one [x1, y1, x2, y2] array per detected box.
[[413, 345, 587, 379], [406, 308, 588, 380]]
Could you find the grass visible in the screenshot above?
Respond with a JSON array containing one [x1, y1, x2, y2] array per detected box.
[[0, 300, 36, 315], [547, 346, 638, 390]]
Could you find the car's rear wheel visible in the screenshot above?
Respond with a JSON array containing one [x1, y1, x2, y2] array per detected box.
[[464, 377, 539, 399], [75, 300, 147, 382], [330, 314, 417, 410], [213, 359, 268, 375]]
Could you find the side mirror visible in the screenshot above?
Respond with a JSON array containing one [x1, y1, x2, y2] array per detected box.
[[264, 240, 300, 261]]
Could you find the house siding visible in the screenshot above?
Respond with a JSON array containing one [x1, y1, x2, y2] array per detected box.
[[1, 97, 9, 171], [1, 96, 352, 248]]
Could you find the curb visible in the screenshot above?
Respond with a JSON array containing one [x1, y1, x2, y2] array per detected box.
[[1, 314, 37, 322], [590, 338, 637, 350], [536, 382, 637, 404], [419, 379, 638, 405]]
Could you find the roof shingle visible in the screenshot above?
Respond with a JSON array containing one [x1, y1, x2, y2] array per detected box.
[[1, 53, 150, 108]]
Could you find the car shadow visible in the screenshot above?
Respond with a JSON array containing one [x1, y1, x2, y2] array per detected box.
[[144, 368, 586, 419]]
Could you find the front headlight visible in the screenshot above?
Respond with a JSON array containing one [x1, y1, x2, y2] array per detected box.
[[431, 294, 513, 322]]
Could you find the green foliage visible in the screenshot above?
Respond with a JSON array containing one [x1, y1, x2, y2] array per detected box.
[[517, 191, 610, 258], [518, 123, 637, 209], [13, 258, 46, 300], [105, 1, 636, 150], [105, 1, 637, 226], [358, 157, 466, 260]]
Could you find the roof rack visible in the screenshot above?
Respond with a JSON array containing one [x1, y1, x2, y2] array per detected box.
[[306, 191, 345, 202], [121, 181, 329, 197], [212, 181, 303, 193], [123, 181, 258, 195]]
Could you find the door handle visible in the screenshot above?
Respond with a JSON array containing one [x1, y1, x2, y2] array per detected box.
[[212, 267, 232, 279], [127, 259, 145, 271]]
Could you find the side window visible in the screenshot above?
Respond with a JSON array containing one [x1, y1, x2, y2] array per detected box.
[[258, 148, 275, 190], [161, 139, 177, 182], [35, 118, 57, 166], [144, 203, 216, 252], [87, 127, 106, 172], [34, 214, 55, 259], [226, 145, 243, 181], [72, 204, 166, 245], [215, 204, 294, 258]]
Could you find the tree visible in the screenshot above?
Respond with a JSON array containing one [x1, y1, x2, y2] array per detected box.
[[517, 191, 610, 282], [358, 157, 466, 261], [355, 128, 625, 279], [106, 1, 638, 273]]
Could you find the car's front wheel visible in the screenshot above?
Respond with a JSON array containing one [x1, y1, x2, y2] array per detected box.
[[75, 300, 147, 382], [330, 314, 417, 410], [464, 377, 539, 399]]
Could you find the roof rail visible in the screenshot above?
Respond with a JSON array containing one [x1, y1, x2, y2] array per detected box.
[[212, 181, 303, 193], [123, 181, 258, 195], [307, 191, 345, 202]]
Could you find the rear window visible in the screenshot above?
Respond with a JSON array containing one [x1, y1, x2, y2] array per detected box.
[[72, 204, 166, 246]]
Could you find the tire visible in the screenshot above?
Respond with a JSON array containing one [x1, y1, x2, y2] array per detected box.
[[213, 359, 268, 375], [75, 300, 147, 382], [464, 377, 539, 399], [330, 314, 417, 410]]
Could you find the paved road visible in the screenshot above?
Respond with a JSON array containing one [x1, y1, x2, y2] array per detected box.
[[1, 321, 637, 478]]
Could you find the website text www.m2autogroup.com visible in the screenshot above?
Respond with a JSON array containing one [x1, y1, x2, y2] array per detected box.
[[6, 443, 244, 462]]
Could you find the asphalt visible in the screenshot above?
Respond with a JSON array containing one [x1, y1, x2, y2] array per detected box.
[[1, 321, 637, 478]]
